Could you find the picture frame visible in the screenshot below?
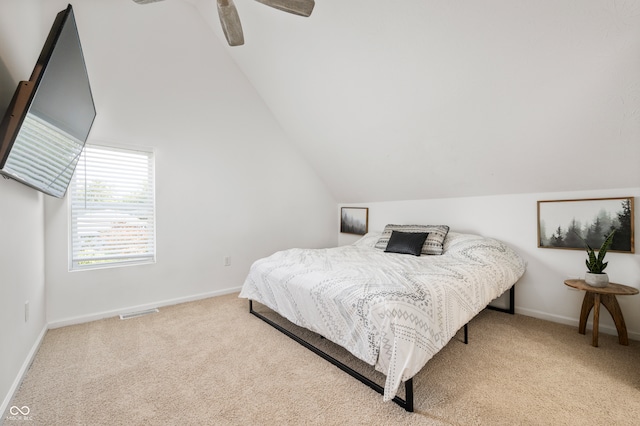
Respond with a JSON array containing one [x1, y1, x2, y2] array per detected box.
[[340, 207, 368, 235], [537, 197, 634, 253]]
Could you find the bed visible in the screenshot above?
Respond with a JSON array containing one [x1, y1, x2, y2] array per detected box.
[[239, 227, 526, 411]]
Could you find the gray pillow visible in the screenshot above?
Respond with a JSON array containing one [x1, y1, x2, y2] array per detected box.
[[375, 224, 450, 255], [384, 231, 429, 256]]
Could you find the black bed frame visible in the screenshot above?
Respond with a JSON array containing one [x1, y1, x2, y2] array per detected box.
[[248, 285, 515, 412]]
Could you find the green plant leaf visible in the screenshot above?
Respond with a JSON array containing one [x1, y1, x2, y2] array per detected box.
[[574, 229, 616, 273]]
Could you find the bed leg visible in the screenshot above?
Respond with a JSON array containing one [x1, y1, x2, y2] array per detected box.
[[487, 285, 515, 315], [405, 378, 414, 412], [508, 285, 515, 315], [464, 323, 468, 344]]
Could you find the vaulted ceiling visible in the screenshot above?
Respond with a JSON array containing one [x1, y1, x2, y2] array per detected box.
[[187, 0, 640, 202]]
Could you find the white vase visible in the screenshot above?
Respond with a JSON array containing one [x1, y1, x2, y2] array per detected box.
[[585, 272, 609, 288]]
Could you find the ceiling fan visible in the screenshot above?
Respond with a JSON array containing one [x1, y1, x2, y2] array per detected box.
[[132, 0, 315, 46]]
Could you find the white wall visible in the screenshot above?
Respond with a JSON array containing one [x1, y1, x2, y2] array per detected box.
[[0, 183, 47, 416], [40, 0, 337, 325], [0, 0, 48, 415], [340, 188, 640, 340]]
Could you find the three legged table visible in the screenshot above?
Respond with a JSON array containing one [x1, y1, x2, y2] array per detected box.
[[564, 279, 638, 347]]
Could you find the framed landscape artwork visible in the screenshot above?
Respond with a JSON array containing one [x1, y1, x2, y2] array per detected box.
[[537, 197, 634, 253], [340, 207, 368, 235]]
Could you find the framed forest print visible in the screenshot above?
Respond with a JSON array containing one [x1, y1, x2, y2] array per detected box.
[[340, 207, 368, 235], [537, 197, 634, 253]]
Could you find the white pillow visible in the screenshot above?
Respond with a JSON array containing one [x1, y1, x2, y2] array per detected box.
[[352, 232, 382, 248]]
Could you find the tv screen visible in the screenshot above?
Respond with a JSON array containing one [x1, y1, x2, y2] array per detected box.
[[0, 4, 95, 198]]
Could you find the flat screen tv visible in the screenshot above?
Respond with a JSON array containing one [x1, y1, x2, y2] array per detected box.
[[0, 4, 95, 198]]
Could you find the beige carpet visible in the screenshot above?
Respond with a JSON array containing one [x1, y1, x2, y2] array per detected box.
[[6, 293, 640, 425]]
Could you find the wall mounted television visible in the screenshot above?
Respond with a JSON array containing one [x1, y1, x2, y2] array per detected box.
[[0, 4, 95, 198]]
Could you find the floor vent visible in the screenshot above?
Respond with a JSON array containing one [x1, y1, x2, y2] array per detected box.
[[119, 308, 159, 320]]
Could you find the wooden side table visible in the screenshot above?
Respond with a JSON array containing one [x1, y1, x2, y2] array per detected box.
[[564, 279, 639, 347]]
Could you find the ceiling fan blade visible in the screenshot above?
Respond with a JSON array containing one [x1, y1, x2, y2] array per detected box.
[[131, 0, 165, 4], [254, 0, 315, 17], [217, 0, 245, 46]]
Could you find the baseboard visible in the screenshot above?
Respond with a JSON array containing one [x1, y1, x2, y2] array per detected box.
[[515, 307, 640, 342], [1, 324, 47, 421], [47, 286, 242, 329]]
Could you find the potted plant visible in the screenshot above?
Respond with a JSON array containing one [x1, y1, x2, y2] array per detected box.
[[576, 229, 616, 287]]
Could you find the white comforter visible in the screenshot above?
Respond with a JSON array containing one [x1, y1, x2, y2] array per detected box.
[[239, 232, 526, 401]]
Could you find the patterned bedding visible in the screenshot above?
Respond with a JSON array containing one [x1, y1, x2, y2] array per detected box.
[[238, 231, 526, 401]]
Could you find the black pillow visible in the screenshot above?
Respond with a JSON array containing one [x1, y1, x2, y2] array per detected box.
[[384, 231, 429, 256]]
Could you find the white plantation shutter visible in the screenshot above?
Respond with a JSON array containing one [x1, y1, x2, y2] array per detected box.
[[70, 144, 156, 270]]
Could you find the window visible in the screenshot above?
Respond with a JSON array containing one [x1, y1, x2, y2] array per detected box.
[[69, 144, 156, 270]]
